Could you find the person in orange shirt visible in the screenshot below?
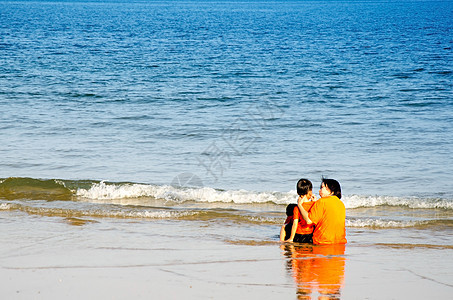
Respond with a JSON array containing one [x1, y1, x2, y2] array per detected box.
[[297, 178, 347, 245], [280, 179, 316, 243]]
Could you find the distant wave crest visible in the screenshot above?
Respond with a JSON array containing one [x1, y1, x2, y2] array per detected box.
[[344, 194, 453, 210], [75, 180, 295, 205], [346, 218, 421, 228], [76, 181, 452, 210]]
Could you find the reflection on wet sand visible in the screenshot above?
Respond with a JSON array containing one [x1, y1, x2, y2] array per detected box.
[[282, 244, 346, 300]]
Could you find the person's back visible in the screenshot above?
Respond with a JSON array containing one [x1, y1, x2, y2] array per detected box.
[[309, 195, 346, 245]]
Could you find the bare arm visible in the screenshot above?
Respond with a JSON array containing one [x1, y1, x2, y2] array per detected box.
[[286, 219, 299, 242], [297, 198, 313, 225], [279, 225, 286, 242]]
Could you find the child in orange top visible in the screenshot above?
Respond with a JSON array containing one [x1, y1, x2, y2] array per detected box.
[[280, 179, 316, 243]]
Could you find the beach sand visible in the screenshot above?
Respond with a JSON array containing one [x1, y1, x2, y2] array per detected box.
[[1, 211, 452, 299]]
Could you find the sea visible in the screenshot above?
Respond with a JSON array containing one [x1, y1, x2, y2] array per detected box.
[[0, 0, 452, 298]]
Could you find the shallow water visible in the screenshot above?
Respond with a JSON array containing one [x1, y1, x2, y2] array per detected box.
[[1, 205, 452, 299]]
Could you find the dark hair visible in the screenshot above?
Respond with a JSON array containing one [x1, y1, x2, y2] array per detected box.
[[296, 178, 313, 196], [321, 178, 342, 199], [286, 204, 297, 216]]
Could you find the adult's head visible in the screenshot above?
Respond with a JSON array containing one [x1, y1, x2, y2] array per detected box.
[[320, 178, 342, 199], [296, 178, 313, 196]]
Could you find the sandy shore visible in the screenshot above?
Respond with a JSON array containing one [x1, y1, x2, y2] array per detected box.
[[1, 212, 452, 299]]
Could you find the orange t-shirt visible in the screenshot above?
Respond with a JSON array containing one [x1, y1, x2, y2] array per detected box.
[[309, 196, 347, 245], [293, 201, 315, 235]]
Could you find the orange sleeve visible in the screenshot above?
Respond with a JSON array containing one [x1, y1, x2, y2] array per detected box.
[[308, 199, 324, 225], [303, 201, 315, 212]]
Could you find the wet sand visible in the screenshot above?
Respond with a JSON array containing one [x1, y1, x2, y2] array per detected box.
[[1, 212, 452, 299]]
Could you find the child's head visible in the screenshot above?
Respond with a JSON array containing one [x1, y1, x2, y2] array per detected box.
[[320, 178, 342, 199], [296, 178, 313, 196], [286, 204, 297, 216]]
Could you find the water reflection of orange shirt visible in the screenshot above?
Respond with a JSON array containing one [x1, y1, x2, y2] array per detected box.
[[293, 201, 315, 235], [284, 244, 346, 299], [312, 244, 346, 296], [309, 196, 347, 245], [289, 246, 316, 295]]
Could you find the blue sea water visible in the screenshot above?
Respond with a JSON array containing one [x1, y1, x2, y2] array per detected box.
[[0, 0, 452, 199]]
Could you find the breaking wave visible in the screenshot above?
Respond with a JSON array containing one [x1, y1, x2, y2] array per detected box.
[[1, 177, 452, 210]]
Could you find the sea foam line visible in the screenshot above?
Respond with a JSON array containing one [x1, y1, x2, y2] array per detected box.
[[0, 203, 12, 210], [4, 203, 200, 220], [74, 181, 453, 209], [344, 194, 453, 210], [75, 181, 295, 204], [346, 218, 423, 228]]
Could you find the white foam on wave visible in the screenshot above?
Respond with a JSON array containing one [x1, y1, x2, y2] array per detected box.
[[76, 181, 159, 199], [94, 209, 199, 219], [75, 181, 453, 209], [344, 194, 453, 210], [9, 201, 200, 220], [0, 203, 11, 210], [346, 218, 423, 228], [76, 181, 296, 204], [249, 216, 282, 224]]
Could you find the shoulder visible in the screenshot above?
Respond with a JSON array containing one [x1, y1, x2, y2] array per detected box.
[[320, 196, 345, 211], [326, 195, 343, 204], [320, 195, 340, 203], [313, 197, 327, 206], [310, 196, 334, 210], [303, 201, 315, 210]]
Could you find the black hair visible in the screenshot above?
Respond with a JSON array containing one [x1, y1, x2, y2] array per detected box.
[[321, 178, 342, 199], [286, 204, 297, 216], [296, 178, 313, 196]]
